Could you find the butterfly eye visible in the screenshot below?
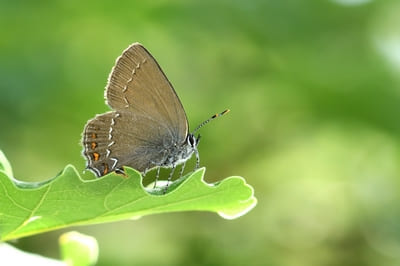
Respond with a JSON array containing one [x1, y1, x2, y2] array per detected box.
[[187, 135, 196, 147]]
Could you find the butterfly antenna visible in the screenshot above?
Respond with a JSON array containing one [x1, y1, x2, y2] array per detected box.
[[192, 109, 230, 134]]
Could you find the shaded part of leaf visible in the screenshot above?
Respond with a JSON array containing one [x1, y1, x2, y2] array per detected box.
[[145, 171, 193, 195]]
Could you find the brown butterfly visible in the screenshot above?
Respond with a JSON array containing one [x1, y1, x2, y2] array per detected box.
[[82, 43, 229, 185]]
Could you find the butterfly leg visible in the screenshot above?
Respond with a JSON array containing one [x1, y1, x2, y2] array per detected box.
[[195, 149, 200, 169], [115, 167, 126, 176], [163, 165, 176, 194], [153, 166, 161, 189], [179, 162, 186, 179]]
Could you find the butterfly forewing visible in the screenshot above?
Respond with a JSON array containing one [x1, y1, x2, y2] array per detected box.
[[105, 43, 188, 141]]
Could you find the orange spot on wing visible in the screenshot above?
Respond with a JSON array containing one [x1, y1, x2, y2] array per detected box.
[[103, 163, 109, 175], [91, 133, 96, 139], [93, 152, 100, 161], [91, 142, 97, 149]]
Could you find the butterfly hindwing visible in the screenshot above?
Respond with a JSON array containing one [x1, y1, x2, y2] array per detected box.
[[83, 110, 177, 176]]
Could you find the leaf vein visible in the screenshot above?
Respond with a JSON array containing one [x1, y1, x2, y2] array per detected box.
[[0, 177, 32, 212], [7, 184, 52, 236]]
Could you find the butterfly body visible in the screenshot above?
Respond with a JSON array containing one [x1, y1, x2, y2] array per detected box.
[[158, 134, 199, 167]]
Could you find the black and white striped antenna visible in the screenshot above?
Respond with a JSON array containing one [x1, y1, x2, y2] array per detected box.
[[191, 109, 230, 134]]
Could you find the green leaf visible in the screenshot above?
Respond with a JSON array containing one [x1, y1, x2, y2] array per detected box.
[[0, 150, 13, 177], [0, 151, 256, 241]]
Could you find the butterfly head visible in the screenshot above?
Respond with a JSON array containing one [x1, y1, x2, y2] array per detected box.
[[186, 133, 200, 149], [181, 133, 200, 160]]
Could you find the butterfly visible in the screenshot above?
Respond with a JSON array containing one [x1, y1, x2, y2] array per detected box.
[[82, 43, 229, 186]]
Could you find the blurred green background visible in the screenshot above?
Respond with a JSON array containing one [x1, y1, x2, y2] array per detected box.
[[1, 0, 400, 265]]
